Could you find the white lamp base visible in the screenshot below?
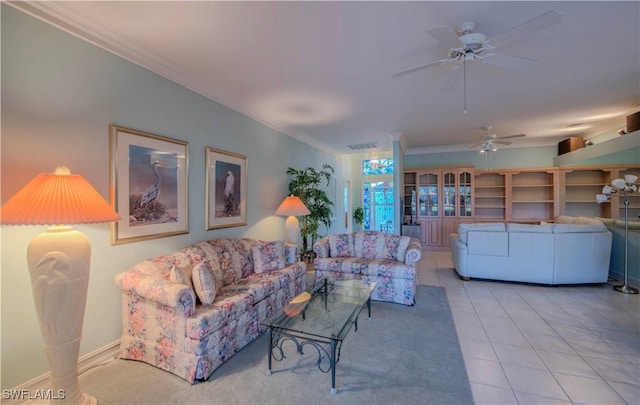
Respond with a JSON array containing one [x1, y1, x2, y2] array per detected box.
[[27, 226, 97, 404], [284, 216, 300, 245]]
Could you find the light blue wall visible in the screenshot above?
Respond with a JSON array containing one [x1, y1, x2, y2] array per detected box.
[[1, 5, 339, 388], [404, 133, 638, 171], [404, 146, 558, 171]]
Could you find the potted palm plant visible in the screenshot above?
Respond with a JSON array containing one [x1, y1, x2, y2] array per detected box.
[[353, 206, 364, 231], [285, 164, 335, 257]]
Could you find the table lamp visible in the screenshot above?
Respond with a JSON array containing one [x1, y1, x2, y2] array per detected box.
[[597, 174, 638, 294], [1, 166, 121, 404], [275, 195, 310, 245]]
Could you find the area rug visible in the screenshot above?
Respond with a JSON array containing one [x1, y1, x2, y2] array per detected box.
[[81, 285, 473, 404]]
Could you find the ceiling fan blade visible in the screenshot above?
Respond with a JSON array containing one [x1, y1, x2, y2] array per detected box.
[[426, 25, 464, 49], [493, 140, 512, 145], [487, 10, 563, 49], [439, 65, 462, 92], [498, 133, 526, 140], [392, 58, 452, 78], [468, 142, 483, 149], [482, 53, 538, 69]]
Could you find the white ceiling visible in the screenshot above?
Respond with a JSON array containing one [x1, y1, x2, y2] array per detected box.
[[10, 1, 640, 155]]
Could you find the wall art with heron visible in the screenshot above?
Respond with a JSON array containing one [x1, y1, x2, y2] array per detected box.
[[206, 147, 247, 230], [110, 125, 189, 244]]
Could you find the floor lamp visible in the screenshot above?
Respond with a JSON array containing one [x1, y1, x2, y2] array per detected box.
[[597, 174, 639, 294], [1, 167, 120, 404], [275, 195, 310, 246]]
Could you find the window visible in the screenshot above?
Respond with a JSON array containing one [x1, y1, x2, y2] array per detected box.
[[362, 158, 393, 175], [363, 181, 394, 232]]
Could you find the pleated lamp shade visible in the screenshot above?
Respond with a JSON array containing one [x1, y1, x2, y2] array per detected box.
[[1, 166, 120, 225], [275, 195, 310, 216]]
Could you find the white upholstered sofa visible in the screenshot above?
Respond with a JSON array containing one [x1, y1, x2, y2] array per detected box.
[[449, 216, 612, 285]]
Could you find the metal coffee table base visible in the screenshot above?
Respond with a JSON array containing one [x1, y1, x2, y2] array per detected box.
[[267, 329, 341, 394], [266, 296, 372, 394]]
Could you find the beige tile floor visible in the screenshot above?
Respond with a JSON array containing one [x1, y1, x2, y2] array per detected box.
[[416, 250, 639, 405]]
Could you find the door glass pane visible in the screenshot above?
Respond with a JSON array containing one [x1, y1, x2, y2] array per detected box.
[[443, 172, 456, 217], [459, 171, 472, 217], [419, 173, 439, 216], [366, 181, 394, 232]]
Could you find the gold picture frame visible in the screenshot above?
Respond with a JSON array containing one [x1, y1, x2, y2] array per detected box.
[[205, 147, 247, 230], [109, 125, 189, 245]]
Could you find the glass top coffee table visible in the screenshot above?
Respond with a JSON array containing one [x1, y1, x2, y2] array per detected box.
[[261, 278, 376, 394]]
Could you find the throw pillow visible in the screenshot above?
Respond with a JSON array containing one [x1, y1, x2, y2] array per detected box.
[[169, 264, 194, 291], [457, 223, 506, 244], [555, 215, 576, 224], [354, 231, 385, 259], [383, 234, 411, 261], [329, 234, 354, 258], [192, 262, 217, 305], [252, 241, 286, 274]]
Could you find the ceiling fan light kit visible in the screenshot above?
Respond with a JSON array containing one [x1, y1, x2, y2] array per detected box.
[[470, 126, 526, 154], [393, 11, 564, 113]]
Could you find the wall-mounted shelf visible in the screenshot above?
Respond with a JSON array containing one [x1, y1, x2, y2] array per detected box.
[[405, 164, 639, 249]]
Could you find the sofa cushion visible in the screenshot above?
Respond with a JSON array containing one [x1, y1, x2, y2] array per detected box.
[[192, 262, 218, 305], [196, 239, 256, 286], [555, 215, 576, 224], [252, 241, 285, 273], [573, 216, 601, 225], [553, 223, 606, 233], [457, 222, 506, 244], [506, 223, 553, 233], [314, 257, 369, 274], [185, 288, 254, 340], [329, 234, 355, 257], [467, 231, 509, 256], [359, 259, 415, 280], [354, 231, 386, 259], [284, 243, 298, 265], [185, 264, 304, 341], [382, 234, 411, 261]]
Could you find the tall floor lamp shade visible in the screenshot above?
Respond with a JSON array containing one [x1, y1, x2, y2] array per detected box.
[[275, 195, 310, 245], [597, 174, 638, 294], [0, 167, 120, 404]]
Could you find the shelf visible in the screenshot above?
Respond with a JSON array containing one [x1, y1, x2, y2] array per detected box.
[[513, 200, 554, 203], [565, 200, 600, 203], [408, 164, 637, 232], [510, 218, 550, 223]]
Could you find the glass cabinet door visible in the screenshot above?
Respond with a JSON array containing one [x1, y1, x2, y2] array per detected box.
[[459, 171, 473, 217], [443, 172, 456, 217], [418, 172, 439, 217]]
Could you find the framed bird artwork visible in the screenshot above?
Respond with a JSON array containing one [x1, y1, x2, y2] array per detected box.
[[109, 125, 189, 244], [205, 147, 247, 230]]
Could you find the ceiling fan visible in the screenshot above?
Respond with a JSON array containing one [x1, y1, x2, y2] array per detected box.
[[392, 10, 563, 112], [469, 126, 526, 153]]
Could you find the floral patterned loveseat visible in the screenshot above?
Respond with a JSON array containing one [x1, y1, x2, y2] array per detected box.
[[313, 231, 421, 305], [114, 238, 306, 384]]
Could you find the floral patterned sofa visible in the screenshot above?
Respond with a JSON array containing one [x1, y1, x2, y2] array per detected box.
[[313, 231, 422, 305], [114, 238, 306, 384]]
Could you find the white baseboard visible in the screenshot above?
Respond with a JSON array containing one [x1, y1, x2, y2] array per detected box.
[[2, 340, 120, 404]]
